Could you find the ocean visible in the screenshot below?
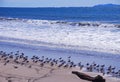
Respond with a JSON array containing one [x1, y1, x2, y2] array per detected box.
[[0, 7, 120, 23], [0, 7, 120, 70]]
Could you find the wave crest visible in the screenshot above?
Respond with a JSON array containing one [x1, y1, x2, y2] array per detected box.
[[0, 17, 120, 28]]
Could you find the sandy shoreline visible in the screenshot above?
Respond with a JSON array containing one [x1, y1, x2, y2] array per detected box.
[[0, 51, 120, 82], [0, 63, 120, 82]]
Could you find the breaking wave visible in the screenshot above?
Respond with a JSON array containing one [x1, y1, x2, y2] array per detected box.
[[0, 17, 120, 55]]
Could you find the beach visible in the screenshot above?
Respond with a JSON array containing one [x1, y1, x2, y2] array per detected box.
[[0, 6, 120, 82], [0, 50, 120, 82], [0, 57, 120, 82]]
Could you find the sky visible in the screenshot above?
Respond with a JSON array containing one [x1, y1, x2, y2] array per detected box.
[[0, 0, 120, 7]]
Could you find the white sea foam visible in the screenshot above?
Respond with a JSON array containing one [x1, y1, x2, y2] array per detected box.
[[0, 18, 120, 54]]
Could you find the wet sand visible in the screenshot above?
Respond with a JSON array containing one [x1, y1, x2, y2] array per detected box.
[[0, 54, 120, 82]]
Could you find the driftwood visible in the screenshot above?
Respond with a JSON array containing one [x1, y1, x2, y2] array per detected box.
[[72, 71, 105, 82]]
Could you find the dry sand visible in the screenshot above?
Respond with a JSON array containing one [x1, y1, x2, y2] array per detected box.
[[0, 60, 120, 82]]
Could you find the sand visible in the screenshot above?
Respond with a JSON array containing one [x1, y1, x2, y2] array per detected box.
[[0, 58, 120, 82]]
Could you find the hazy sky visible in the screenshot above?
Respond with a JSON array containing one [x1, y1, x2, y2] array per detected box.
[[0, 0, 120, 7]]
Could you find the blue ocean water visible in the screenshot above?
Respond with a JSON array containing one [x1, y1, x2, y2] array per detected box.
[[0, 7, 120, 23], [0, 6, 120, 72], [0, 6, 120, 55]]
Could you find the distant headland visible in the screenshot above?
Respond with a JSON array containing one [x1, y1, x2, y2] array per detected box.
[[93, 4, 120, 8]]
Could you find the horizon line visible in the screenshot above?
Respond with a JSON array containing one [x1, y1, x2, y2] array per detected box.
[[0, 3, 120, 8]]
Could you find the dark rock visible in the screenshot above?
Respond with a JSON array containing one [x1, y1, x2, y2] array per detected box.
[[93, 75, 105, 82]]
